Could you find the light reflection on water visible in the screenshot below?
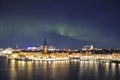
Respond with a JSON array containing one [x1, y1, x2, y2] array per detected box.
[[1, 59, 120, 80]]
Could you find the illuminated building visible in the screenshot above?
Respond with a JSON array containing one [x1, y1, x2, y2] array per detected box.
[[43, 37, 47, 54], [2, 48, 13, 54], [90, 44, 93, 50]]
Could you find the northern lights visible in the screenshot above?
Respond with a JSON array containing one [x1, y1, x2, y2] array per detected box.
[[0, 0, 120, 49]]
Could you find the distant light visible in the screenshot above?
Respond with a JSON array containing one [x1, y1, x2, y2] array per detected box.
[[27, 47, 37, 50]]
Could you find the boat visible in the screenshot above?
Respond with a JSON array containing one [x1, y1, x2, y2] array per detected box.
[[110, 60, 120, 63], [15, 57, 32, 61]]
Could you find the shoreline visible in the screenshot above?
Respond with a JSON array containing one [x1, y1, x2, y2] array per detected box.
[[3, 52, 120, 63], [6, 56, 120, 64]]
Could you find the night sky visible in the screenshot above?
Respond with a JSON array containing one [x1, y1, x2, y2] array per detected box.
[[0, 0, 120, 49]]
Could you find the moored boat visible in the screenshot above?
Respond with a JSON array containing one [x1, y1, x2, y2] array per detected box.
[[15, 57, 32, 61]]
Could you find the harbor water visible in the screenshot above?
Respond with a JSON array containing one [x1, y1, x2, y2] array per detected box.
[[0, 57, 120, 80]]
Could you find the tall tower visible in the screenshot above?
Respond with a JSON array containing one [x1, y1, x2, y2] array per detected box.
[[16, 43, 18, 49], [90, 44, 93, 50], [43, 37, 47, 54]]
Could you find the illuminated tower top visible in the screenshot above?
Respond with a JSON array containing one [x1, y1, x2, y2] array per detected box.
[[16, 43, 18, 49], [90, 44, 93, 50]]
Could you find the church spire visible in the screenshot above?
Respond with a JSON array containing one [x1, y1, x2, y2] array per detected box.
[[43, 37, 47, 54], [44, 37, 47, 45], [16, 43, 18, 49]]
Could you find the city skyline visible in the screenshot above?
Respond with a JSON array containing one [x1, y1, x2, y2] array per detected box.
[[0, 0, 120, 49]]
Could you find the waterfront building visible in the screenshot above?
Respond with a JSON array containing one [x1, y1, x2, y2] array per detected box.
[[2, 48, 13, 55]]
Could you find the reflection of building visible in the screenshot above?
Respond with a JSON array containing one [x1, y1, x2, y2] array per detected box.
[[43, 37, 47, 54]]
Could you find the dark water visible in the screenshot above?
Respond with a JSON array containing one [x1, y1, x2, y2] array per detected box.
[[0, 57, 120, 80]]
